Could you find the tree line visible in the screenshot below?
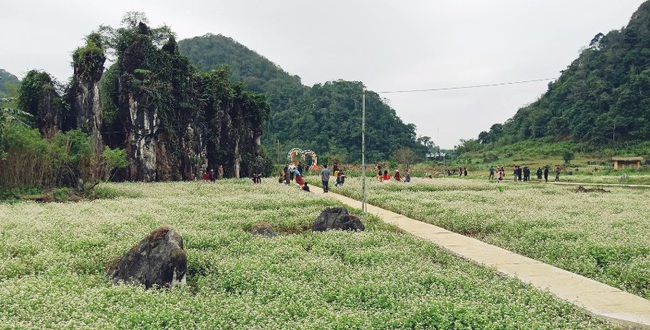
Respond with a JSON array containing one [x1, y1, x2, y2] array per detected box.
[[178, 34, 434, 164]]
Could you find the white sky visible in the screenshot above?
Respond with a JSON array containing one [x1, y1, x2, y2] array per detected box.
[[1, 0, 645, 148]]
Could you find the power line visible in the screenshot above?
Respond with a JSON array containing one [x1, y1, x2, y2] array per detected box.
[[378, 77, 555, 94]]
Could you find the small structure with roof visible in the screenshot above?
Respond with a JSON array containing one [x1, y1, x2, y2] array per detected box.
[[611, 157, 643, 170]]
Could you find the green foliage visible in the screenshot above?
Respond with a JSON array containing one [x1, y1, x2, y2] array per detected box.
[[0, 124, 94, 189], [0, 69, 20, 98], [0, 186, 41, 202], [71, 34, 105, 80], [18, 70, 64, 137], [179, 35, 429, 163], [103, 146, 128, 181], [392, 147, 419, 169], [463, 2, 650, 154], [52, 187, 71, 202], [563, 149, 575, 164]]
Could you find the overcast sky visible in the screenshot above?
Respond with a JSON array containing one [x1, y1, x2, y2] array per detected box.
[[1, 0, 645, 148]]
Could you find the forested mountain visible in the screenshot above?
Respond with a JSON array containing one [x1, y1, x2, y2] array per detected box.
[[178, 34, 428, 163], [0, 69, 20, 98], [470, 1, 650, 150]]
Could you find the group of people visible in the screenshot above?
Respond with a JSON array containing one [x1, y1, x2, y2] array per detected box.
[[202, 165, 224, 182], [277, 161, 347, 193], [320, 163, 347, 193], [489, 165, 561, 183], [377, 166, 411, 183]]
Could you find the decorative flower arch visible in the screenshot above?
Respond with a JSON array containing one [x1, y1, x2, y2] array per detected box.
[[287, 148, 318, 169]]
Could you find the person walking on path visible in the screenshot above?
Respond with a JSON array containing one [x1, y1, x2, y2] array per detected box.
[[523, 166, 530, 182], [320, 164, 330, 193], [544, 166, 549, 183], [555, 166, 561, 182], [335, 170, 346, 187]]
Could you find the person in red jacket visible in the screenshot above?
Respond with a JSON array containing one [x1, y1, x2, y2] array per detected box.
[[383, 170, 390, 181], [394, 170, 402, 181]]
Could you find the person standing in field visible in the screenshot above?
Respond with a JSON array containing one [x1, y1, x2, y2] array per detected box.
[[523, 166, 530, 182], [320, 164, 330, 193], [383, 170, 390, 181], [544, 166, 549, 183], [404, 170, 411, 183], [536, 167, 543, 181], [209, 168, 216, 183], [394, 170, 402, 181], [489, 166, 495, 181], [555, 166, 561, 182], [217, 165, 224, 180], [283, 166, 290, 185]]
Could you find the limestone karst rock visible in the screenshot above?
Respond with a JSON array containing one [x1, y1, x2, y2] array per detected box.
[[106, 227, 187, 289], [312, 207, 365, 232]]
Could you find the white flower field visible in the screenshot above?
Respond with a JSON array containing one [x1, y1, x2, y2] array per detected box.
[[0, 180, 621, 328], [330, 176, 650, 301]]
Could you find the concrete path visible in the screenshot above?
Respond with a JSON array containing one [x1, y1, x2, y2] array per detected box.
[[314, 189, 650, 329]]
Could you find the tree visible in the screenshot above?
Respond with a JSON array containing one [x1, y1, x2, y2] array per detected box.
[[393, 147, 419, 171], [562, 149, 575, 165], [18, 70, 64, 138], [417, 135, 438, 159], [478, 131, 490, 144]]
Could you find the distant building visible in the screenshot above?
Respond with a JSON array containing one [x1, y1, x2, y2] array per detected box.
[[611, 157, 643, 170]]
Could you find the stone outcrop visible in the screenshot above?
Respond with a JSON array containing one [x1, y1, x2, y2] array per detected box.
[[250, 223, 276, 238], [106, 227, 187, 289], [312, 207, 365, 232], [69, 35, 105, 157]]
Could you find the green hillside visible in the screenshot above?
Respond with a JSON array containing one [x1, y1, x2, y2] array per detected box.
[[467, 1, 650, 153], [178, 34, 428, 163], [0, 69, 20, 98]]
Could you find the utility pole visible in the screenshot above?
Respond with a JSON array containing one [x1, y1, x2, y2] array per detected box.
[[361, 88, 367, 213]]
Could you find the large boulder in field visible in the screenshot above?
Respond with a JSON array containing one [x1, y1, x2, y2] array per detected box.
[[312, 207, 365, 232], [106, 227, 187, 289], [250, 223, 276, 238]]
